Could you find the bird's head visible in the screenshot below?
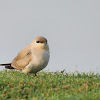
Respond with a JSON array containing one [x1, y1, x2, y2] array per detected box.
[[32, 36, 49, 50]]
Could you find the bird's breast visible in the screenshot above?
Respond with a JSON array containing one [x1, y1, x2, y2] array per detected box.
[[28, 50, 50, 72], [22, 50, 50, 74]]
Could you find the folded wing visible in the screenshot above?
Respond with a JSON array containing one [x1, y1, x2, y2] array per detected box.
[[11, 44, 32, 69]]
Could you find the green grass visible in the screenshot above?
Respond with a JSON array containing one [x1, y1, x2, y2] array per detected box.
[[0, 70, 100, 100]]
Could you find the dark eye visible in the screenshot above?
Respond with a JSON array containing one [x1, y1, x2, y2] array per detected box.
[[36, 41, 40, 43]]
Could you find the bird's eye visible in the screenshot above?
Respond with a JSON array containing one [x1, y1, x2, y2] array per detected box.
[[36, 41, 40, 43]]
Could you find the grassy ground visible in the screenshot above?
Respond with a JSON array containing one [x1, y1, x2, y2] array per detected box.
[[0, 70, 100, 100]]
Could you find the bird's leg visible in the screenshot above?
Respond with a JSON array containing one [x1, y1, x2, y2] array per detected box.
[[35, 73, 37, 76], [26, 74, 29, 78]]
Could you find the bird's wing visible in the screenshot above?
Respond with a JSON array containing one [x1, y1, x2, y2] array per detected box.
[[11, 44, 32, 69]]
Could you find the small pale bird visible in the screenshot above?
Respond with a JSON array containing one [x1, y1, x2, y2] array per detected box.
[[0, 36, 50, 75]]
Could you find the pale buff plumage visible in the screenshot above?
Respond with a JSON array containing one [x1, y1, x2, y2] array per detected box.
[[0, 36, 50, 75]]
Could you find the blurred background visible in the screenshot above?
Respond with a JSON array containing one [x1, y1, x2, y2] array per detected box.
[[0, 0, 100, 73]]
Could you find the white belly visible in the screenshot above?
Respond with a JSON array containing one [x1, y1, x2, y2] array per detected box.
[[22, 50, 50, 74]]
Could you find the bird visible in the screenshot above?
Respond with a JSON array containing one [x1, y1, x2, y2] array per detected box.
[[0, 36, 50, 75]]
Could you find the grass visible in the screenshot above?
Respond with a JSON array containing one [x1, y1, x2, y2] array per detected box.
[[0, 70, 100, 100]]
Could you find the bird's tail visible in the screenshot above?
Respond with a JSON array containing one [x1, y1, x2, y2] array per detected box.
[[0, 63, 11, 66], [0, 63, 15, 69]]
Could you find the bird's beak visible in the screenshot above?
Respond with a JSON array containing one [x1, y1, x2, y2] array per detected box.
[[43, 42, 47, 45], [41, 41, 47, 45]]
